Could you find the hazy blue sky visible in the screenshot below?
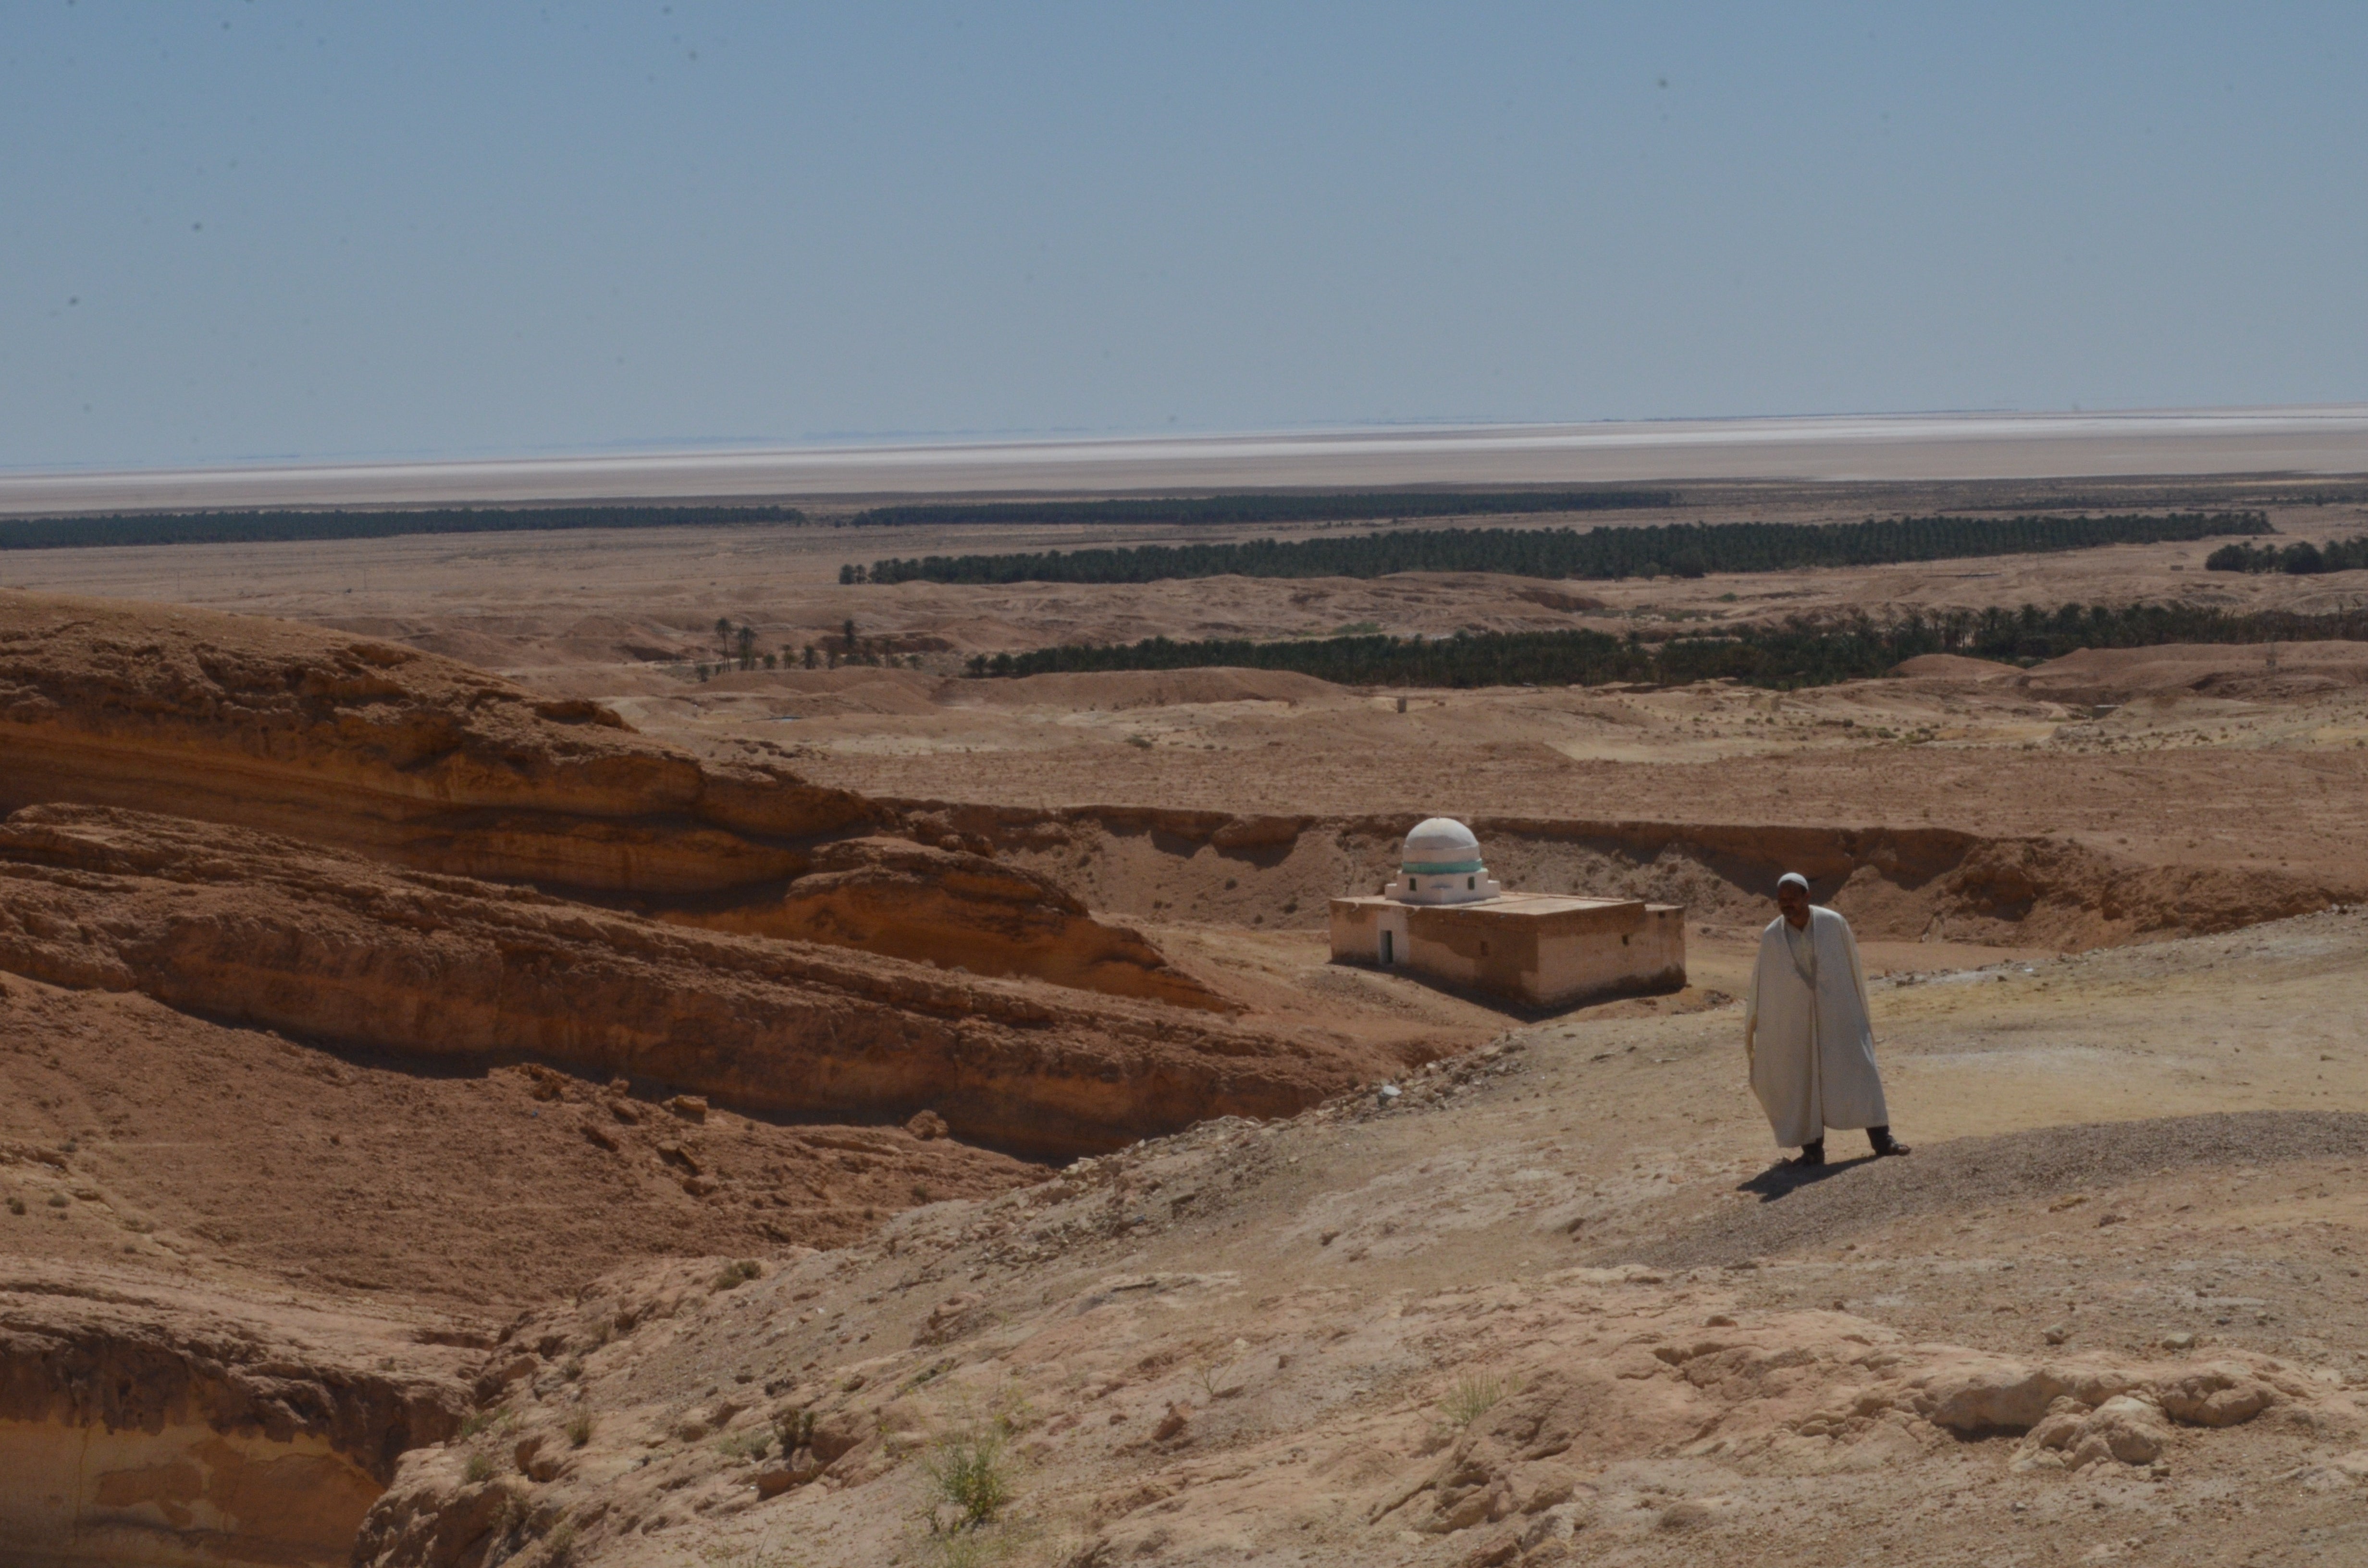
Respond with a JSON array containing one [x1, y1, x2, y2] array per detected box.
[[4, 3, 2364, 469]]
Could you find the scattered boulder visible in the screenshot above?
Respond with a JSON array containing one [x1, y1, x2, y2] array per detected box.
[[2015, 1394, 2169, 1470], [2158, 1366, 2278, 1428], [906, 1109, 949, 1141], [913, 1293, 988, 1347]]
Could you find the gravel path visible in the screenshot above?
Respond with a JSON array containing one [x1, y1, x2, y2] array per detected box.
[[1616, 1110, 2368, 1269]]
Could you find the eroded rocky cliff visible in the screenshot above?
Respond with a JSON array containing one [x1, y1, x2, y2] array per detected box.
[[0, 1262, 474, 1568], [0, 594, 1218, 1007], [0, 804, 1386, 1154]]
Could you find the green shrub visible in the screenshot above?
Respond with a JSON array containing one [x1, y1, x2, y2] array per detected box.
[[565, 1411, 596, 1449], [715, 1427, 772, 1462], [775, 1406, 818, 1450], [1440, 1371, 1520, 1426], [924, 1427, 1012, 1532], [713, 1259, 763, 1291], [463, 1451, 495, 1483]]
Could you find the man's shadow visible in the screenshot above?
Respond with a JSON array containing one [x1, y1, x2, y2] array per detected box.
[[1738, 1154, 1879, 1202]]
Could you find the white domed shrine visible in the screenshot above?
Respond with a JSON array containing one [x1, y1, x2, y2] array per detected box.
[[1384, 817, 1503, 906], [1329, 815, 1686, 1009]]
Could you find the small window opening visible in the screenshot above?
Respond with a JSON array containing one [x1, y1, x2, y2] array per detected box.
[[1466, 876, 1475, 890]]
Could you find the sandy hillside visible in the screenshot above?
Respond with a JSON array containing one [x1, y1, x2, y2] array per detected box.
[[355, 906, 2368, 1568], [6, 474, 2368, 1566]]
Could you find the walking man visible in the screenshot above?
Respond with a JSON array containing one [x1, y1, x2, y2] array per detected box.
[[1744, 873, 1909, 1166]]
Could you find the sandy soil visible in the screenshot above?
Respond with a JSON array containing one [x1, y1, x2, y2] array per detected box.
[[364, 905, 2368, 1568], [0, 975, 1041, 1320]]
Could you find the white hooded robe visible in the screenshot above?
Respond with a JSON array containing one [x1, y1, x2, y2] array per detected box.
[[1744, 905, 1890, 1148]]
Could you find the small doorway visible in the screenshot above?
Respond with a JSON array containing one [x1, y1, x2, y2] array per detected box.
[[1380, 931, 1394, 965]]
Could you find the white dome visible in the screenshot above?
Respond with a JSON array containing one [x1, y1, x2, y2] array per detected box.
[[1401, 817, 1481, 867]]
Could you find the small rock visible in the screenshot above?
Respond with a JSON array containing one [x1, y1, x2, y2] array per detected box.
[[1151, 1402, 1191, 1442], [755, 1450, 824, 1498], [1658, 1501, 1711, 1531], [2159, 1368, 2276, 1427], [905, 1109, 949, 1140], [2044, 1323, 2074, 1345], [667, 1094, 709, 1122], [514, 1435, 561, 1482], [1456, 1532, 1521, 1568], [2161, 1332, 2197, 1352], [1506, 1461, 1577, 1515], [1704, 1313, 1738, 1327], [913, 1293, 985, 1347]]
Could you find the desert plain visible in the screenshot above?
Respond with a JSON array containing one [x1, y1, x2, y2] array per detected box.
[[6, 471, 2368, 1567]]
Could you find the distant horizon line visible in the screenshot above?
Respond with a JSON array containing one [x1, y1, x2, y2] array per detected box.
[[5, 403, 2367, 516]]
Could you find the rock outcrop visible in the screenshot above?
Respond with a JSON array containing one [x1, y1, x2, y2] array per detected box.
[[0, 1262, 474, 1568], [0, 594, 1217, 1006], [0, 804, 1391, 1154], [0, 594, 868, 895], [666, 834, 1225, 1011]]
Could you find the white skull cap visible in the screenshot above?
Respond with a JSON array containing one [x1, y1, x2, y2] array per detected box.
[[1777, 872, 1810, 894]]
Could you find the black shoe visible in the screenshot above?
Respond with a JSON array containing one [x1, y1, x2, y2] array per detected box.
[[1869, 1126, 1911, 1157], [1786, 1141, 1826, 1168]]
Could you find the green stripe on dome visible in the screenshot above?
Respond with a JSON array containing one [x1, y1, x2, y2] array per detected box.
[[1402, 859, 1484, 874]]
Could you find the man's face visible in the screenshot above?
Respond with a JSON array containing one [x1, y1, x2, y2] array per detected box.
[[1776, 882, 1811, 928]]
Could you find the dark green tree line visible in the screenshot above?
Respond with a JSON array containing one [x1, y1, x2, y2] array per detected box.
[[839, 489, 1672, 530], [857, 512, 2268, 587], [964, 599, 2368, 692], [0, 504, 805, 551], [2205, 536, 2368, 574]]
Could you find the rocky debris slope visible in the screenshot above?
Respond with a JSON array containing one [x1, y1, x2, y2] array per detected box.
[[1613, 1111, 2368, 1270], [348, 1105, 2368, 1568], [0, 972, 1040, 1305], [0, 805, 1403, 1153], [0, 1261, 476, 1568], [333, 910, 2368, 1566], [0, 593, 1216, 1006]]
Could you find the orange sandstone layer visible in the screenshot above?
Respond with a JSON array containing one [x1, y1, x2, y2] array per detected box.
[[0, 805, 1402, 1155], [0, 593, 1216, 1008]]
